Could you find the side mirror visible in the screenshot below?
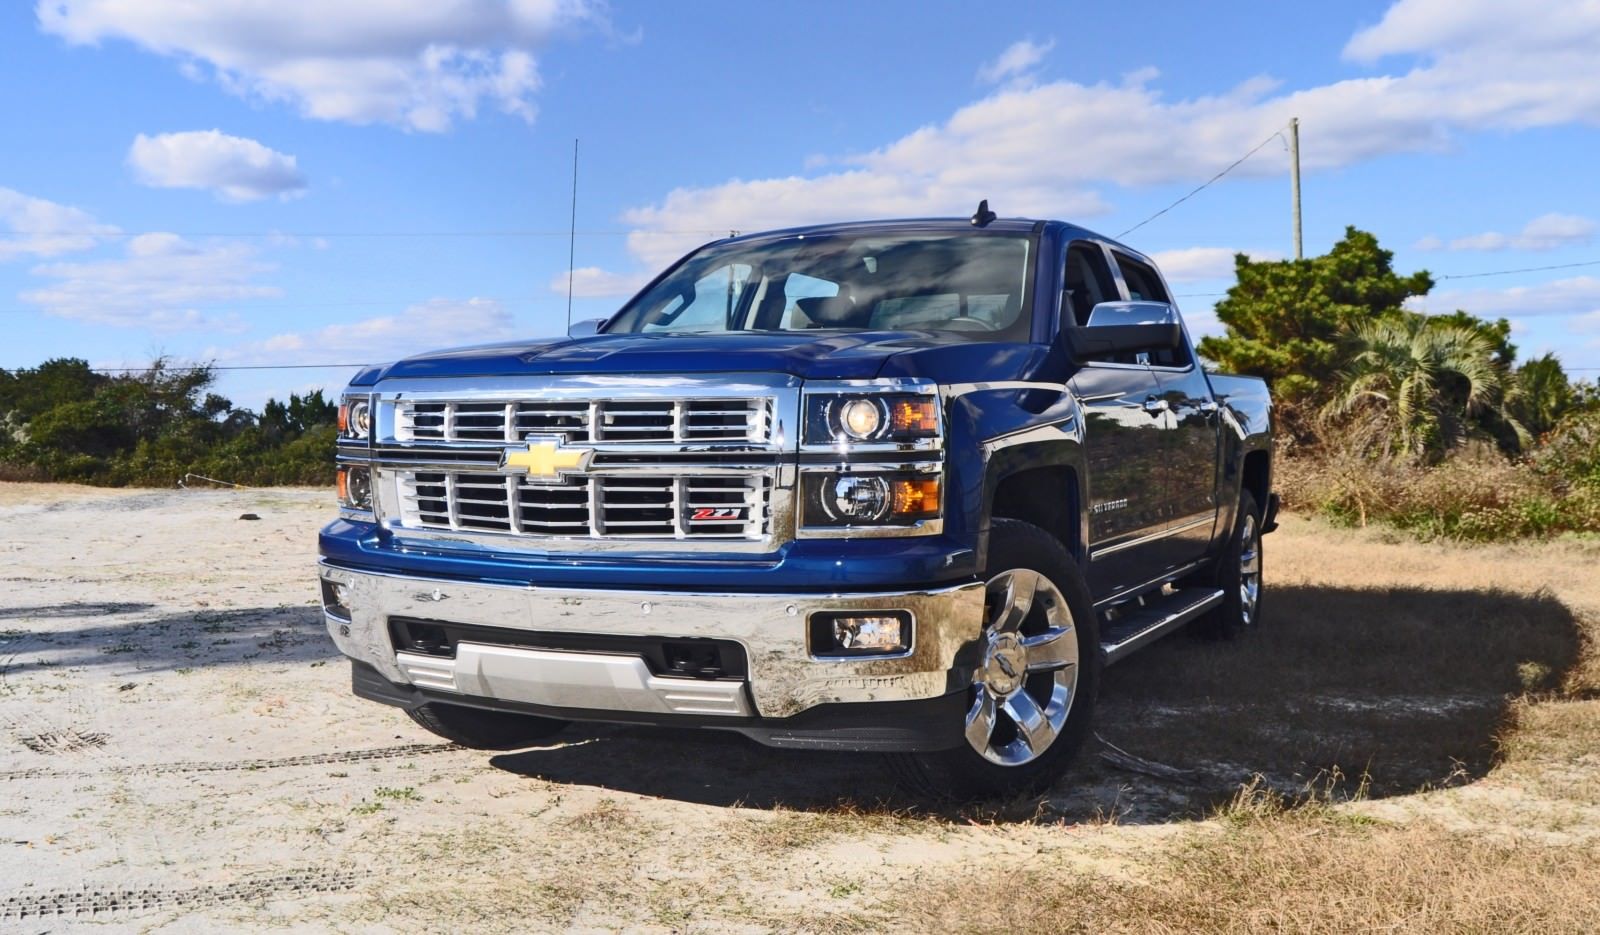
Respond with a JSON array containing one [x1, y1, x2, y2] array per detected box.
[[568, 318, 607, 337], [1084, 300, 1178, 328], [1064, 301, 1183, 363]]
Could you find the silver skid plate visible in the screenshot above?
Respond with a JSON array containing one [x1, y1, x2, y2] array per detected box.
[[395, 643, 752, 717]]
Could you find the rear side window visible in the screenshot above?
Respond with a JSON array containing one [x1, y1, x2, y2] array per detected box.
[[1114, 253, 1170, 303], [1113, 253, 1190, 368]]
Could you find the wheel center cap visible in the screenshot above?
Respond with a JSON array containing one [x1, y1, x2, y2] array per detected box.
[[983, 633, 1027, 696]]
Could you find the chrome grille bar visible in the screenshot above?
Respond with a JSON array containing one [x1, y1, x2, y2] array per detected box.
[[399, 397, 773, 445], [395, 470, 771, 541]]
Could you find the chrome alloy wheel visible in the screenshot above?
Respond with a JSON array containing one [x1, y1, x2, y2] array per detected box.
[[1238, 512, 1261, 628], [965, 568, 1080, 766]]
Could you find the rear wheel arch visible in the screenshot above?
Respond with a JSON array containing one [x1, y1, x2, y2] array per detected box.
[[1241, 449, 1270, 513]]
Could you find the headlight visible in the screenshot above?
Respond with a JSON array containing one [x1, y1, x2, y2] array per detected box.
[[338, 396, 371, 440], [804, 393, 940, 446], [802, 471, 941, 527], [337, 465, 373, 512]]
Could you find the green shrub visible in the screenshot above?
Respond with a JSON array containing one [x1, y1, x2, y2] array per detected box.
[[0, 357, 337, 488]]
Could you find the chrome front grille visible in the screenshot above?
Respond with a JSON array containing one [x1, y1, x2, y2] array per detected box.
[[398, 398, 773, 445], [397, 470, 773, 540]]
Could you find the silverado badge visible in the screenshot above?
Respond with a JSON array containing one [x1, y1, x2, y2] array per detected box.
[[500, 437, 594, 481]]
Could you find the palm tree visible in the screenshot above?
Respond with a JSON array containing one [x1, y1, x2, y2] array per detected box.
[[1329, 317, 1523, 460], [1512, 353, 1574, 440]]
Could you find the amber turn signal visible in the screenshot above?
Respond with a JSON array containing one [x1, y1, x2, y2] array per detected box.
[[891, 477, 940, 517], [889, 397, 939, 436]]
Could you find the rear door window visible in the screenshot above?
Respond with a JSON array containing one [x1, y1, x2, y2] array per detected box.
[[1112, 253, 1170, 303], [1113, 253, 1190, 367]]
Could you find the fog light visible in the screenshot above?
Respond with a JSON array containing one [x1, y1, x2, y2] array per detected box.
[[320, 579, 351, 620], [810, 611, 911, 657]]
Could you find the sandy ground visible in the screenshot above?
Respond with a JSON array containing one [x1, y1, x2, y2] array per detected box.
[[1, 483, 1596, 932]]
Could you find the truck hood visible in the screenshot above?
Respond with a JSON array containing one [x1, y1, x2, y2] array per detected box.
[[361, 330, 1013, 383]]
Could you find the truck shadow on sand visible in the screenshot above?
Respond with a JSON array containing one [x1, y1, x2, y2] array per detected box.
[[489, 583, 1581, 822], [0, 604, 335, 676]]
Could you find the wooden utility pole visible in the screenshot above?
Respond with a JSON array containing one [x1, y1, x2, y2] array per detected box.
[[1288, 117, 1303, 259]]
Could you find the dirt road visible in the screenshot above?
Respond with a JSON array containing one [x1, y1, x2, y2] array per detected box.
[[2, 483, 1596, 931]]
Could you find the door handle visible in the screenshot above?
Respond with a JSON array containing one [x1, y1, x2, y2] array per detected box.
[[1143, 396, 1170, 414], [1197, 400, 1220, 413]]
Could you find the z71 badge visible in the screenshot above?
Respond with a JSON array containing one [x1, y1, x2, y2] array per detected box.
[[688, 507, 745, 523]]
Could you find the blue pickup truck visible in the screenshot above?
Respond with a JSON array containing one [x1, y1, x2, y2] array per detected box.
[[319, 208, 1276, 799]]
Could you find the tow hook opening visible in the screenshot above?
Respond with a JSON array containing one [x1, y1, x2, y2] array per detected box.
[[662, 641, 729, 679], [395, 620, 451, 657]]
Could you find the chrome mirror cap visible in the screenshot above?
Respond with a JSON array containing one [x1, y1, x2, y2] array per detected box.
[[1084, 300, 1177, 328]]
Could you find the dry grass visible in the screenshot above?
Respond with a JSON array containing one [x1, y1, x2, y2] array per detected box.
[[887, 811, 1600, 934], [1276, 414, 1600, 541]]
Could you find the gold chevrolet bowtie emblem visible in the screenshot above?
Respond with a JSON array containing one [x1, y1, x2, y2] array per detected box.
[[500, 437, 593, 480]]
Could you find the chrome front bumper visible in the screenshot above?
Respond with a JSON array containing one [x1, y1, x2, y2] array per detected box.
[[319, 562, 985, 720]]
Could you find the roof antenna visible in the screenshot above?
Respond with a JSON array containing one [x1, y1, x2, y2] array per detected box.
[[970, 199, 997, 228]]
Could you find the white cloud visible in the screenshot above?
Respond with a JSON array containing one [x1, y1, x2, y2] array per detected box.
[[1150, 247, 1282, 283], [621, 167, 1110, 271], [212, 297, 514, 363], [548, 266, 649, 299], [1181, 301, 1223, 340], [37, 0, 600, 131], [0, 187, 119, 261], [1344, 0, 1597, 63], [977, 38, 1054, 86], [599, 0, 1600, 281], [127, 130, 307, 202], [21, 232, 279, 328], [1413, 275, 1600, 321], [1418, 212, 1595, 252], [1571, 309, 1600, 334]]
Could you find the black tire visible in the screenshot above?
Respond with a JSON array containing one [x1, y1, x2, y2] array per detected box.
[[1193, 489, 1264, 640], [888, 518, 1100, 801], [406, 702, 568, 750]]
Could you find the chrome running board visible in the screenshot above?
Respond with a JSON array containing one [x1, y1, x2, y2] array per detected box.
[[1099, 587, 1224, 665]]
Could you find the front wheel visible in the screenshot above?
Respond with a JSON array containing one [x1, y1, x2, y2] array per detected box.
[[888, 518, 1100, 801]]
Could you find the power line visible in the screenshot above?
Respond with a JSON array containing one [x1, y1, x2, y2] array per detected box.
[[2, 228, 726, 239], [1116, 129, 1286, 240], [0, 297, 556, 316], [0, 363, 369, 374], [1437, 258, 1600, 281]]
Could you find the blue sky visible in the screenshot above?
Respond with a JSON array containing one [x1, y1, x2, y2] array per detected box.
[[4, 0, 1600, 409]]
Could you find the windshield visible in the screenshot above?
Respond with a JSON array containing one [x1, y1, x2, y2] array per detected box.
[[605, 232, 1035, 341]]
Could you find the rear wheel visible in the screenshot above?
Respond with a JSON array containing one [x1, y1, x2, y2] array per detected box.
[[889, 518, 1099, 801], [1194, 489, 1264, 639], [406, 702, 568, 750]]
